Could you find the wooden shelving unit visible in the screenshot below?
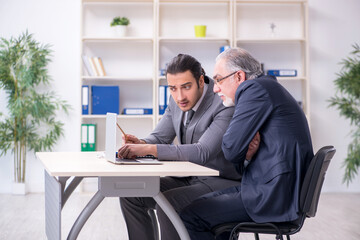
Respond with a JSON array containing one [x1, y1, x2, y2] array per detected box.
[[80, 0, 309, 150]]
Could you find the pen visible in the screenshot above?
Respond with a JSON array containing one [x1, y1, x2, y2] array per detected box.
[[116, 122, 126, 136]]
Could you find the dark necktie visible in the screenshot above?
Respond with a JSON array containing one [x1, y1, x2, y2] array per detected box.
[[181, 109, 195, 144]]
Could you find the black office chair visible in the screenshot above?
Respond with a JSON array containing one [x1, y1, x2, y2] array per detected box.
[[211, 146, 336, 240]]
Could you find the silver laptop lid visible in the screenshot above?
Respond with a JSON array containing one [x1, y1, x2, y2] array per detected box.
[[105, 112, 162, 165], [105, 112, 117, 163]]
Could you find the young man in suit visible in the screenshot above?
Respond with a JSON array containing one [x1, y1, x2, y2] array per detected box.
[[117, 54, 256, 240], [180, 47, 314, 240]]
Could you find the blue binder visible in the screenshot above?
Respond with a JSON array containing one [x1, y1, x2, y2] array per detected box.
[[91, 85, 119, 114], [267, 69, 297, 77], [159, 85, 167, 115], [82, 85, 89, 115], [123, 108, 153, 115]]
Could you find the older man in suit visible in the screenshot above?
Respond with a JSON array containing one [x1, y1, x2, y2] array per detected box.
[[180, 48, 314, 240], [118, 54, 253, 240]]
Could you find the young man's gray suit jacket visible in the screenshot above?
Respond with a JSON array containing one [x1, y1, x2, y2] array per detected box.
[[143, 80, 241, 181]]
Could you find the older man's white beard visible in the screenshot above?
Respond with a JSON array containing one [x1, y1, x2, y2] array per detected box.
[[218, 93, 235, 107]]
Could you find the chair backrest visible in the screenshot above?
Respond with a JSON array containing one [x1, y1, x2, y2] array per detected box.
[[299, 146, 336, 218]]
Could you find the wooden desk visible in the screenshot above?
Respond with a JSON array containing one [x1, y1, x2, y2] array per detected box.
[[37, 152, 219, 240]]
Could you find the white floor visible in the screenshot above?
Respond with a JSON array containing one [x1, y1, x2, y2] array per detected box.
[[0, 192, 359, 240]]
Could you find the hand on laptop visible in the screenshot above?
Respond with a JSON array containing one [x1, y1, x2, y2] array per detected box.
[[122, 134, 146, 145], [118, 144, 157, 159]]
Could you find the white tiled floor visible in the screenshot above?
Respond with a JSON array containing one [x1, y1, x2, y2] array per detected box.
[[0, 192, 359, 240]]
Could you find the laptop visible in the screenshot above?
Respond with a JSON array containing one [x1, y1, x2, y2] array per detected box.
[[105, 112, 162, 165]]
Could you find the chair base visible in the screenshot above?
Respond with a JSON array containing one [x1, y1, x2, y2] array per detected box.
[[213, 221, 301, 240]]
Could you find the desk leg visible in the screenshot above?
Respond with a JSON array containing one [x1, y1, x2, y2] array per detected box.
[[45, 173, 84, 239], [67, 191, 105, 240], [62, 177, 84, 208], [45, 171, 62, 240], [153, 193, 190, 240], [148, 209, 160, 240]]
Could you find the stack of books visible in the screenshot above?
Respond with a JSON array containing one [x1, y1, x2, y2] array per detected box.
[[82, 55, 106, 76]]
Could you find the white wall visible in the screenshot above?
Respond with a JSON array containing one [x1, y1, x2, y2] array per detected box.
[[308, 0, 360, 192], [0, 0, 359, 193], [0, 0, 81, 192]]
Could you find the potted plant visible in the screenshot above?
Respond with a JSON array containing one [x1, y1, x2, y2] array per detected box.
[[0, 31, 70, 194], [329, 43, 360, 185], [110, 16, 130, 37]]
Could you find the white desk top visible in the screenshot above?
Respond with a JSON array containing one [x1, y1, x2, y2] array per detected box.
[[36, 152, 219, 177]]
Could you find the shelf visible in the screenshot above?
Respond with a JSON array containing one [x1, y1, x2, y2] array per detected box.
[[276, 76, 306, 81], [82, 2, 154, 38], [159, 37, 231, 42], [82, 41, 154, 77], [82, 76, 153, 81], [83, 37, 153, 42], [82, 115, 154, 119], [235, 1, 305, 40], [237, 38, 305, 43], [236, 0, 306, 3], [159, 1, 230, 39], [83, 0, 154, 4], [160, 0, 230, 2]]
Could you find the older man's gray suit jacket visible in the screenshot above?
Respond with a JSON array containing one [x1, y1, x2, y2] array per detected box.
[[143, 80, 241, 181]]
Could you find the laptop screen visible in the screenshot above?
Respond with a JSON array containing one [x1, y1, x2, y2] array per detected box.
[[105, 112, 117, 163], [104, 112, 161, 165]]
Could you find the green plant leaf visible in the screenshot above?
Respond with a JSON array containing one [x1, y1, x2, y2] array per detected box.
[[0, 31, 70, 182], [110, 16, 130, 26], [329, 43, 360, 184]]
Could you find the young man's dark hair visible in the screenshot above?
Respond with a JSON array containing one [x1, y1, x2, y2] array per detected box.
[[166, 53, 210, 86]]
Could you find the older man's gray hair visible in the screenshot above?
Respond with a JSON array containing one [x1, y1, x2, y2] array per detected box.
[[216, 47, 263, 80]]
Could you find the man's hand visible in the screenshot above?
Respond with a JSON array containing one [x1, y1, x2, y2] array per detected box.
[[117, 144, 157, 159], [122, 134, 146, 145], [246, 132, 260, 161]]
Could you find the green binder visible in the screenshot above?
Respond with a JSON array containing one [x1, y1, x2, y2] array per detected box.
[[81, 124, 96, 151]]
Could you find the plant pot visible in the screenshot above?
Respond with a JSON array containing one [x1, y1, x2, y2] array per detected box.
[[113, 25, 127, 37], [12, 182, 27, 195], [194, 25, 207, 38]]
